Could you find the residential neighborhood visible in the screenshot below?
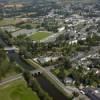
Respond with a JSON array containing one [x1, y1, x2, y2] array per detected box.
[[0, 0, 100, 100]]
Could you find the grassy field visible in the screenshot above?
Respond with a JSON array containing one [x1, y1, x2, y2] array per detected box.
[[30, 32, 51, 41], [0, 18, 16, 26], [0, 58, 21, 80], [0, 79, 39, 100]]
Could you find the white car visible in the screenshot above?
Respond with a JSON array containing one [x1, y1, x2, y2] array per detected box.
[[80, 90, 85, 95]]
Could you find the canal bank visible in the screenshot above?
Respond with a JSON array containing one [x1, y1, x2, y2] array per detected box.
[[0, 38, 69, 100], [7, 51, 34, 71], [36, 75, 68, 100]]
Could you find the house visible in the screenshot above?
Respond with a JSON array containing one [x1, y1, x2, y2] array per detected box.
[[69, 40, 78, 45], [34, 56, 59, 64], [58, 26, 65, 32], [64, 77, 74, 84]]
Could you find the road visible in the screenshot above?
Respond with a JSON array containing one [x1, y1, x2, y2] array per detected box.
[[0, 64, 58, 86], [0, 73, 23, 86], [31, 65, 55, 74], [4, 46, 19, 51], [26, 59, 90, 99], [27, 59, 74, 96], [0, 37, 90, 99]]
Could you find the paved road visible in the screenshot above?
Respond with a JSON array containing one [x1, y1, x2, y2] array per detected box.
[[28, 59, 90, 99], [28, 59, 74, 96], [31, 63, 62, 75], [0, 73, 23, 86], [0, 63, 63, 86], [4, 46, 19, 51]]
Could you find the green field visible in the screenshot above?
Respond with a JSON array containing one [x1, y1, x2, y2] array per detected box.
[[30, 32, 51, 41], [0, 79, 39, 100]]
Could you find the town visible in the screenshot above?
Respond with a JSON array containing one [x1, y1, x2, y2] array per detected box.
[[0, 0, 100, 100]]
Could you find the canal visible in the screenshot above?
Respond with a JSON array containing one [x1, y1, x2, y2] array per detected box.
[[0, 38, 68, 100], [37, 75, 67, 100], [7, 51, 34, 71]]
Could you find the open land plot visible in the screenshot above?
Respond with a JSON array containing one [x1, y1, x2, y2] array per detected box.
[[30, 31, 52, 41], [0, 79, 39, 100], [0, 18, 17, 26]]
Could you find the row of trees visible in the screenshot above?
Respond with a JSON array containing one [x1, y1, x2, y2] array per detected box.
[[0, 29, 14, 46], [23, 71, 53, 100], [0, 48, 21, 80]]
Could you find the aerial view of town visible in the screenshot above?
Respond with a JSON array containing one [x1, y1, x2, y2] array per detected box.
[[0, 0, 100, 100]]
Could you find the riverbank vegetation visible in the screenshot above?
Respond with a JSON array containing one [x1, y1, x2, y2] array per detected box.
[[23, 71, 53, 100], [0, 46, 21, 80]]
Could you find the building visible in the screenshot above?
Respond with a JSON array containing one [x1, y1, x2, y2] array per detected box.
[[64, 77, 74, 84], [69, 40, 78, 45], [58, 26, 65, 32], [34, 56, 59, 64]]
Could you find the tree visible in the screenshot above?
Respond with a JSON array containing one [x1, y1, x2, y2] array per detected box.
[[0, 50, 6, 62], [63, 58, 72, 69], [0, 44, 4, 48], [73, 91, 79, 97], [23, 71, 32, 85], [31, 79, 53, 100], [58, 68, 66, 79]]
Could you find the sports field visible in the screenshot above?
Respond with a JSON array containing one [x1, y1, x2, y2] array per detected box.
[[30, 32, 51, 41], [0, 79, 39, 100]]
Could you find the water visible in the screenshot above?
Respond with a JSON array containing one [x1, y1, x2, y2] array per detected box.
[[7, 51, 34, 71], [36, 75, 68, 100], [0, 37, 34, 71], [0, 38, 68, 100]]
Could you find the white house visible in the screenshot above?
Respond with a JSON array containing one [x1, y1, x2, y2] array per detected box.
[[64, 77, 73, 84], [33, 56, 59, 64], [69, 40, 78, 45], [58, 26, 65, 32]]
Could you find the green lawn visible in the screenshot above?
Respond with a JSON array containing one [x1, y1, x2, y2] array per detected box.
[[0, 79, 39, 100], [30, 32, 51, 41]]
